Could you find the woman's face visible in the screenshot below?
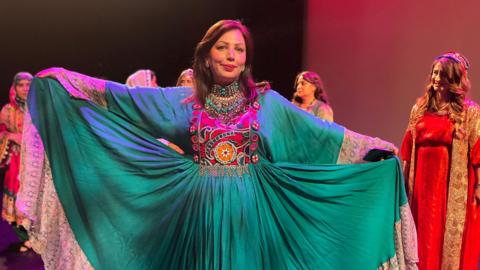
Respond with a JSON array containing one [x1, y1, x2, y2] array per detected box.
[[431, 62, 447, 92], [15, 79, 31, 100], [207, 29, 246, 85], [178, 75, 194, 87], [295, 76, 316, 99]]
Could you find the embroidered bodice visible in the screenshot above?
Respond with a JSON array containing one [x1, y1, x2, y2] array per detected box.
[[190, 101, 261, 176]]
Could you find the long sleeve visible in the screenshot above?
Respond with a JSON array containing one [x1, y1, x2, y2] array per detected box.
[[55, 70, 107, 107], [257, 90, 396, 165], [400, 131, 413, 195], [257, 90, 344, 164], [471, 140, 480, 166], [21, 77, 196, 270], [466, 100, 480, 155], [400, 131, 413, 163], [105, 82, 194, 154]]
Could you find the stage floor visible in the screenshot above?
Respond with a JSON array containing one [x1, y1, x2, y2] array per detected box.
[[1, 203, 44, 270]]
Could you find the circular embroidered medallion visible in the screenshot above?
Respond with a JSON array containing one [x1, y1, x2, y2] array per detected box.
[[213, 141, 237, 165]]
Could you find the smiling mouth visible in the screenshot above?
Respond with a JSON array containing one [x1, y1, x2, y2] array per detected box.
[[221, 65, 236, 72]]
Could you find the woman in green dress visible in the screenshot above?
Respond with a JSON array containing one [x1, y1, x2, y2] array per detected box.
[[18, 20, 417, 270]]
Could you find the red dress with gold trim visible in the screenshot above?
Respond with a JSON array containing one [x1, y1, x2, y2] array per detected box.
[[401, 112, 480, 270], [1, 103, 25, 225]]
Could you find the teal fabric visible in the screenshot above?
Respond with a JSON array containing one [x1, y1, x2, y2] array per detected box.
[[28, 78, 406, 270]]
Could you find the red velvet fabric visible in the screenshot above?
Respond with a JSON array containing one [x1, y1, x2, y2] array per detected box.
[[401, 113, 480, 270], [3, 151, 20, 195], [461, 139, 480, 270]]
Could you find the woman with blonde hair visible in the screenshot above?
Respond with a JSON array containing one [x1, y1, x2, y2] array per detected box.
[[401, 52, 480, 270]]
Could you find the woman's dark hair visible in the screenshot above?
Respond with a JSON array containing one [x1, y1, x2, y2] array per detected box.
[[293, 71, 329, 104]]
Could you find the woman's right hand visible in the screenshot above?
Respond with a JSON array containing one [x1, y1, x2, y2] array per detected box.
[[36, 67, 67, 79]]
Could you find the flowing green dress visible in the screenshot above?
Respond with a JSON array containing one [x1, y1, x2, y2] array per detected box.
[[18, 78, 417, 270]]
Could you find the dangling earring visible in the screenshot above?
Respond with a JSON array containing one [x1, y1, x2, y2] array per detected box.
[[206, 61, 210, 68]]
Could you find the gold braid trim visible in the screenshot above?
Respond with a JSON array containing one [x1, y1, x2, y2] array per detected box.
[[442, 100, 479, 269], [405, 104, 419, 204], [56, 70, 107, 108], [466, 100, 480, 150], [199, 164, 250, 177], [405, 101, 480, 269]]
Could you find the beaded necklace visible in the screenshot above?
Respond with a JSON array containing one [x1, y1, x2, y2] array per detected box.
[[205, 81, 247, 123]]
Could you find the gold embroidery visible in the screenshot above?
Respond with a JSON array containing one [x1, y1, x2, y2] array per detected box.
[[466, 101, 480, 148], [57, 70, 107, 108], [442, 101, 480, 269], [442, 134, 468, 269], [404, 101, 480, 269], [199, 164, 250, 177], [405, 104, 419, 203], [0, 103, 24, 224]]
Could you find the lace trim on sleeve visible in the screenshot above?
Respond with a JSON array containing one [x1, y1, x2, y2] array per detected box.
[[17, 108, 93, 270], [337, 128, 396, 164]]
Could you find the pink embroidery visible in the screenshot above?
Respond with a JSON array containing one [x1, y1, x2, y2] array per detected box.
[[190, 101, 260, 171]]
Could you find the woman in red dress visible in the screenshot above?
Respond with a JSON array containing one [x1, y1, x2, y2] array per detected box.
[[401, 52, 480, 270], [1, 72, 33, 251]]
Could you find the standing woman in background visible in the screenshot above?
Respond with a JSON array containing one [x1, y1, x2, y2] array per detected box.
[[126, 69, 158, 87], [176, 68, 194, 87], [401, 52, 480, 270], [1, 72, 33, 251], [292, 71, 334, 122]]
